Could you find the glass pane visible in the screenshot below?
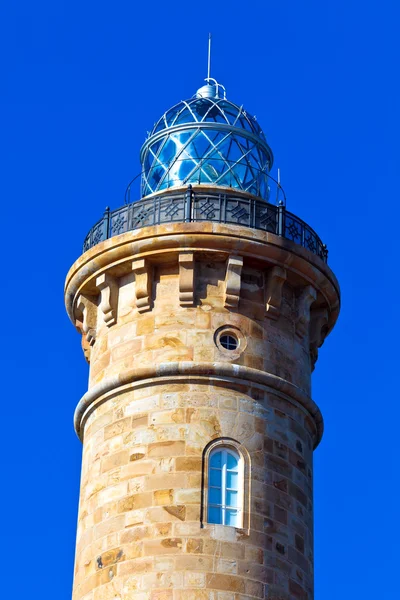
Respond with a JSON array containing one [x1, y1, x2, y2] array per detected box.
[[165, 106, 181, 127], [225, 509, 239, 527], [220, 335, 238, 350], [208, 505, 222, 524], [226, 471, 238, 489], [209, 487, 222, 504], [209, 468, 222, 487], [227, 453, 239, 470], [226, 490, 238, 507], [210, 452, 222, 468]]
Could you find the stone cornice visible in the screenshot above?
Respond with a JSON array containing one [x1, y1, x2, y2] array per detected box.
[[65, 222, 340, 335], [74, 361, 323, 448]]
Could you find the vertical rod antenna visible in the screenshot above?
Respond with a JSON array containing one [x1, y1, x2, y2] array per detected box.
[[207, 33, 212, 81], [276, 167, 281, 204]]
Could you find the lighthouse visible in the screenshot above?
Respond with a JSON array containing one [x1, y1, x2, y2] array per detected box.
[[65, 77, 340, 600]]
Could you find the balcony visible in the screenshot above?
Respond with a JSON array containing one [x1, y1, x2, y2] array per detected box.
[[83, 187, 328, 263]]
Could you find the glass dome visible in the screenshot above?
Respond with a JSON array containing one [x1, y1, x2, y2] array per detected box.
[[140, 82, 273, 199]]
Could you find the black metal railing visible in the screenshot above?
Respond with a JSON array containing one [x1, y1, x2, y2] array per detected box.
[[83, 187, 328, 262]]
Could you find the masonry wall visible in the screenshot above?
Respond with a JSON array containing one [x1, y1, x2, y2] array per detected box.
[[75, 380, 315, 600], [66, 222, 340, 600], [72, 259, 314, 600], [89, 260, 311, 394]]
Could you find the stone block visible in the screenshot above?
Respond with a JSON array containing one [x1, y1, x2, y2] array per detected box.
[[101, 451, 130, 473], [217, 558, 237, 574], [175, 456, 202, 472], [143, 538, 183, 555], [147, 441, 186, 457], [151, 522, 172, 537], [149, 588, 173, 599], [145, 473, 187, 491], [118, 492, 153, 512], [154, 489, 174, 506], [136, 315, 155, 335], [184, 571, 206, 587], [174, 591, 209, 600], [174, 488, 200, 504], [120, 526, 150, 544], [206, 573, 245, 593], [145, 506, 186, 523], [94, 516, 125, 541]]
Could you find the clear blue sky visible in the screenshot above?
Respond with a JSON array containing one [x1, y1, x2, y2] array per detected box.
[[0, 1, 398, 598]]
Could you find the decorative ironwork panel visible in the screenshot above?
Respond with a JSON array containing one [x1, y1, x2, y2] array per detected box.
[[193, 194, 222, 222], [82, 188, 328, 263], [110, 207, 128, 237], [285, 213, 303, 244], [130, 197, 157, 229], [225, 197, 252, 227], [159, 194, 186, 223], [255, 202, 278, 233], [83, 219, 106, 252]]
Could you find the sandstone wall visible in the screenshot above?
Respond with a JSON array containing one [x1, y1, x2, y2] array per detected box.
[[74, 380, 315, 600], [65, 222, 340, 600]]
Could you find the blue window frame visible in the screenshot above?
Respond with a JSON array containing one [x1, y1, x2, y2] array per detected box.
[[207, 447, 242, 527]]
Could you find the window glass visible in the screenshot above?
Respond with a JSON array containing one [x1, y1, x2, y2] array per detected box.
[[220, 334, 238, 350], [227, 453, 238, 470], [226, 471, 238, 488], [226, 490, 238, 506], [225, 510, 238, 526], [209, 487, 222, 504], [208, 506, 221, 524], [207, 447, 242, 527]]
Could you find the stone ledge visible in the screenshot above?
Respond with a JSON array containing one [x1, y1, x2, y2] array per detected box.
[[65, 223, 340, 335], [74, 361, 323, 448]]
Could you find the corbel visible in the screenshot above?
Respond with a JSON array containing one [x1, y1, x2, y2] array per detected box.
[[224, 255, 243, 309], [309, 308, 329, 369], [179, 252, 195, 307], [132, 258, 153, 313], [76, 294, 98, 346], [265, 266, 287, 320], [96, 273, 118, 327], [295, 285, 317, 339], [80, 334, 91, 364]]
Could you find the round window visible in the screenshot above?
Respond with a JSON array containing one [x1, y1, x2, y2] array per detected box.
[[214, 326, 245, 355], [219, 334, 239, 351]]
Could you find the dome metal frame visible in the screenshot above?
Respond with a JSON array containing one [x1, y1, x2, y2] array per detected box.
[[140, 93, 274, 200]]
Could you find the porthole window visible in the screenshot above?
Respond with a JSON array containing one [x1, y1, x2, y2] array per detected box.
[[220, 334, 238, 351], [214, 326, 245, 355]]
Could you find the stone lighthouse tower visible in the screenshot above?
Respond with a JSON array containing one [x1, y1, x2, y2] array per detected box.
[[65, 78, 340, 600]]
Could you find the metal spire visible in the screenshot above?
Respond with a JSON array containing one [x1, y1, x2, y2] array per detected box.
[[207, 33, 212, 82]]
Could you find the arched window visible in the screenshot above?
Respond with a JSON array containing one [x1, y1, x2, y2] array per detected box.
[[207, 447, 243, 527]]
